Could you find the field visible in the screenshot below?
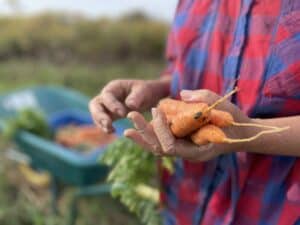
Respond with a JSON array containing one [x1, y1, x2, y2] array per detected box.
[[0, 59, 163, 95], [0, 58, 164, 225], [0, 11, 168, 224]]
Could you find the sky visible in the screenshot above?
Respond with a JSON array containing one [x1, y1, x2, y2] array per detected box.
[[0, 0, 178, 22]]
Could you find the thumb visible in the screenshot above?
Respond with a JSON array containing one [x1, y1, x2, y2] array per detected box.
[[180, 89, 220, 105], [180, 90, 198, 101], [125, 84, 146, 109]]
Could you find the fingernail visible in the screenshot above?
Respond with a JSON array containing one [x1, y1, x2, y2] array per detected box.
[[127, 112, 134, 119], [133, 122, 140, 130], [180, 90, 194, 99], [180, 90, 193, 96]]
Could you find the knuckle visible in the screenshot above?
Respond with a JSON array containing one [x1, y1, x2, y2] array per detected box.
[[98, 94, 106, 103], [103, 80, 121, 91], [146, 123, 154, 132], [151, 144, 162, 154], [97, 90, 106, 100], [163, 141, 175, 154], [109, 79, 122, 86], [137, 82, 147, 90], [135, 122, 148, 133]]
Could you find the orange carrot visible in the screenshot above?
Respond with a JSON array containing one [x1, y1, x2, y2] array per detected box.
[[169, 88, 238, 137], [158, 99, 186, 115], [209, 110, 234, 127], [170, 105, 209, 138], [191, 124, 289, 145], [209, 109, 282, 130], [191, 124, 226, 145], [158, 98, 208, 124], [154, 87, 289, 142], [157, 99, 186, 122]]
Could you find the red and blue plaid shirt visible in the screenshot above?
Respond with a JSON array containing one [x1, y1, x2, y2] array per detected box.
[[160, 0, 300, 224]]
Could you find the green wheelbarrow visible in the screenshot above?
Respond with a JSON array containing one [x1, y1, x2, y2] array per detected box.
[[0, 85, 132, 225]]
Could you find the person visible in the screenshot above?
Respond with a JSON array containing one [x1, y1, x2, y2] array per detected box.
[[89, 0, 300, 224]]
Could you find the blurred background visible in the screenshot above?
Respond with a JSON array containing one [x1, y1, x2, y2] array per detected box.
[[0, 1, 177, 224]]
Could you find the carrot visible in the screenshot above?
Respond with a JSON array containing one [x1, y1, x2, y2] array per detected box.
[[209, 110, 234, 127], [170, 105, 210, 138], [169, 88, 238, 137], [158, 99, 186, 116], [157, 99, 186, 122], [191, 124, 226, 145], [210, 109, 281, 130], [158, 98, 208, 125], [153, 87, 290, 143], [191, 124, 290, 145]]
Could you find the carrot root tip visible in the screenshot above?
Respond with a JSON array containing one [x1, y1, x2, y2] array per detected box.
[[223, 126, 290, 144], [231, 122, 281, 130]]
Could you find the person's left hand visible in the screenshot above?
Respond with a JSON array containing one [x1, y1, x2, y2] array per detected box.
[[124, 89, 255, 162]]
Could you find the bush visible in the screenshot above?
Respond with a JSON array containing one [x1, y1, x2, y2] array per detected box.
[[0, 12, 169, 63]]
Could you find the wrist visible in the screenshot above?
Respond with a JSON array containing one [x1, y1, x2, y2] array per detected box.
[[240, 118, 267, 152]]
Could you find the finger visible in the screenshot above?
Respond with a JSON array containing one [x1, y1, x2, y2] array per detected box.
[[127, 111, 162, 155], [180, 89, 235, 112], [180, 89, 220, 105], [151, 108, 176, 155], [151, 108, 222, 160], [174, 140, 219, 162], [100, 91, 127, 117], [125, 84, 145, 110], [124, 129, 155, 153], [89, 98, 114, 133]]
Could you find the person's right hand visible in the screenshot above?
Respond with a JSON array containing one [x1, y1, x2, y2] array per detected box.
[[89, 78, 171, 133]]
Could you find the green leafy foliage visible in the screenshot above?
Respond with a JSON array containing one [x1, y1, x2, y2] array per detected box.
[[0, 13, 168, 63], [101, 138, 170, 225], [3, 108, 52, 141]]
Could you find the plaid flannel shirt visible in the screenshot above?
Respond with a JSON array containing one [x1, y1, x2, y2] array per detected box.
[[160, 0, 300, 224]]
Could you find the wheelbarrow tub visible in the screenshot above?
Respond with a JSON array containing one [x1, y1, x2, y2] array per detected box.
[[0, 86, 131, 186]]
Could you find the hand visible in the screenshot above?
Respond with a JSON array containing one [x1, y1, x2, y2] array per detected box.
[[125, 89, 256, 162], [89, 78, 171, 133]]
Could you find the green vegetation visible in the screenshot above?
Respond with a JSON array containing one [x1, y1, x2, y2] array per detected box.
[[0, 58, 164, 224], [0, 150, 141, 225], [0, 12, 169, 225], [0, 59, 164, 96], [101, 138, 175, 225], [3, 108, 51, 141], [0, 13, 168, 63], [101, 138, 162, 225]]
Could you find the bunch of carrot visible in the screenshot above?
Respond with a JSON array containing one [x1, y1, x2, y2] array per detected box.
[[55, 125, 116, 149], [156, 88, 289, 145]]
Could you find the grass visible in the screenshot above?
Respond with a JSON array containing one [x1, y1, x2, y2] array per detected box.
[[0, 59, 165, 225], [0, 144, 141, 225], [0, 59, 164, 96]]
